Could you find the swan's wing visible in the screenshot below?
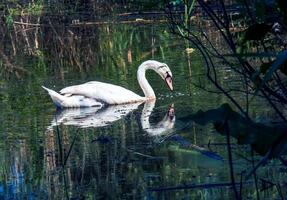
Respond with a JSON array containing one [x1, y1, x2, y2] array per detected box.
[[42, 86, 103, 108], [60, 81, 144, 104]]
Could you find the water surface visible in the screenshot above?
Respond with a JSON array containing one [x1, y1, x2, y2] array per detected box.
[[0, 23, 285, 199]]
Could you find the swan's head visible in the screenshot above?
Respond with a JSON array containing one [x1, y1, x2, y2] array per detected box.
[[157, 63, 173, 91], [142, 60, 173, 91]]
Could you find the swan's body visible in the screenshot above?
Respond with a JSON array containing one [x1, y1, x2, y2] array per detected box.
[[42, 60, 173, 108]]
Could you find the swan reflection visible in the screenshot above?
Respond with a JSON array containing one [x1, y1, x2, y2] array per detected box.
[[141, 100, 175, 137], [48, 102, 142, 129], [48, 101, 175, 137]]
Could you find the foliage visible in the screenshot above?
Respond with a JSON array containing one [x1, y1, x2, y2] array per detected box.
[[0, 1, 287, 199], [167, 2, 287, 198], [4, 0, 43, 29], [112, 0, 166, 11], [167, 0, 287, 122], [6, 0, 43, 17]]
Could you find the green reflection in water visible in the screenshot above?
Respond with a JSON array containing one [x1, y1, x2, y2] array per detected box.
[[0, 23, 283, 199]]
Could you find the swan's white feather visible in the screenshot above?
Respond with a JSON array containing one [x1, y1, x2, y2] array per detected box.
[[42, 86, 103, 108], [60, 81, 145, 105], [42, 60, 172, 108]]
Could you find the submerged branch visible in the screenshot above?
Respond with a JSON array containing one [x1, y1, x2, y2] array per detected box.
[[149, 181, 252, 192]]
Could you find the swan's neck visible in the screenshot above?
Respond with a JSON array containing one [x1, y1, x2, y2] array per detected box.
[[137, 64, 156, 99], [141, 101, 155, 130]]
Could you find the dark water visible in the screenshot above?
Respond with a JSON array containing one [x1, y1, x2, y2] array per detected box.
[[0, 23, 286, 199]]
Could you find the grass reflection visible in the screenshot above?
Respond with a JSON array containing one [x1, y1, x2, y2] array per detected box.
[[0, 21, 284, 199]]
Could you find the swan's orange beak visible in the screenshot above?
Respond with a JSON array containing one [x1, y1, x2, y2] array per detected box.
[[165, 76, 173, 91]]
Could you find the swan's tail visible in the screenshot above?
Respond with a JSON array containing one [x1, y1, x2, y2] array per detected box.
[[42, 86, 104, 108], [42, 86, 67, 108]]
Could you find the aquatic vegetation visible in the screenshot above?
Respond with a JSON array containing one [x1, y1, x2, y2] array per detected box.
[[0, 0, 286, 199]]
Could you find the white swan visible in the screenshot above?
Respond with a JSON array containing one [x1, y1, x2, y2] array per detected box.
[[42, 60, 173, 108]]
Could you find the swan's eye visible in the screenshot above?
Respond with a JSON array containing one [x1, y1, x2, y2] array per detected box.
[[165, 72, 172, 79], [157, 65, 165, 70]]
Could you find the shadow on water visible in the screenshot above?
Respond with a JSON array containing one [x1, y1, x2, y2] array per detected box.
[[180, 103, 287, 158], [179, 103, 287, 199]]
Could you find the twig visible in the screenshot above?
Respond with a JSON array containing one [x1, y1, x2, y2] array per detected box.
[[224, 120, 240, 200], [14, 21, 42, 27], [251, 149, 260, 200], [54, 114, 64, 166], [63, 128, 80, 166], [149, 181, 252, 192], [126, 148, 156, 159]]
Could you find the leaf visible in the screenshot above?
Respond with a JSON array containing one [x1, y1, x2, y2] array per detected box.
[[277, 0, 287, 26], [280, 61, 287, 76], [255, 2, 267, 19], [263, 51, 287, 81], [185, 48, 195, 54], [255, 50, 287, 93], [260, 62, 273, 74], [176, 25, 186, 37], [244, 23, 271, 41], [188, 0, 196, 15], [251, 70, 261, 87], [5, 15, 14, 28]]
